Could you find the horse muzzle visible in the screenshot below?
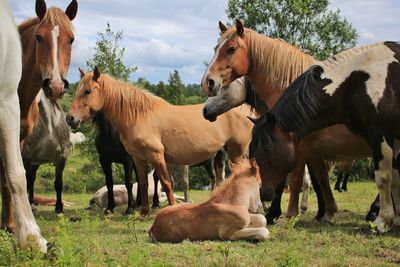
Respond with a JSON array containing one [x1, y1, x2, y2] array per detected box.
[[42, 78, 69, 99], [202, 106, 218, 122], [66, 114, 81, 130]]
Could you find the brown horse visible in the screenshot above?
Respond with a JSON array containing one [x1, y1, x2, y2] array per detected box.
[[1, 0, 77, 233], [149, 159, 269, 242], [201, 20, 373, 223], [66, 68, 253, 217], [250, 41, 400, 232]]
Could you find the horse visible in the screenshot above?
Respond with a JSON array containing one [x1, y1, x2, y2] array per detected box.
[[149, 160, 269, 242], [21, 90, 71, 214], [334, 160, 354, 192], [0, 0, 47, 252], [200, 20, 376, 224], [1, 0, 77, 237], [88, 170, 185, 209], [92, 112, 226, 215], [66, 67, 253, 218], [250, 41, 400, 233]]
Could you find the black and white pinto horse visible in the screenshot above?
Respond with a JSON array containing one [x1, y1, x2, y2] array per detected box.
[[250, 42, 400, 233], [22, 90, 71, 214]]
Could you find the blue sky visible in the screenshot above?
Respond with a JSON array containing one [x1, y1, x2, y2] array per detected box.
[[10, 0, 400, 84]]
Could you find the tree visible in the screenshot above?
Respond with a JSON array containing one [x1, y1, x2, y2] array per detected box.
[[86, 22, 136, 81], [227, 0, 358, 60], [166, 70, 185, 105]]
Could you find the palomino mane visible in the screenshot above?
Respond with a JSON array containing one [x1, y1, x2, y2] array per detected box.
[[221, 27, 315, 91], [18, 7, 74, 33], [98, 74, 164, 124], [209, 162, 254, 204]]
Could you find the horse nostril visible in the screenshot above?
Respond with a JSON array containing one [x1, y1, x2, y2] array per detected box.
[[207, 79, 215, 91], [203, 107, 208, 117], [66, 115, 74, 126]]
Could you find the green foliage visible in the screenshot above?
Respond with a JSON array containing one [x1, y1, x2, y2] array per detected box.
[[86, 22, 137, 81], [227, 0, 358, 59]]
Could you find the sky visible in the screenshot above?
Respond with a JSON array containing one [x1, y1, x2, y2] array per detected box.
[[9, 0, 400, 85]]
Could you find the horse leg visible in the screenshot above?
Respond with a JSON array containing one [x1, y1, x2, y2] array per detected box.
[[99, 157, 115, 214], [205, 160, 216, 190], [123, 157, 135, 215], [149, 153, 175, 207], [214, 149, 226, 187], [307, 161, 325, 220], [308, 153, 337, 223], [366, 194, 380, 222], [300, 166, 311, 214], [391, 140, 400, 226], [335, 171, 344, 192], [265, 180, 284, 224], [341, 171, 350, 192], [0, 170, 14, 232], [54, 159, 66, 214], [179, 165, 191, 203], [132, 158, 150, 217], [0, 124, 47, 252], [286, 165, 305, 218], [226, 227, 270, 241], [367, 132, 394, 233], [249, 214, 267, 228], [25, 163, 39, 212], [152, 171, 160, 208]]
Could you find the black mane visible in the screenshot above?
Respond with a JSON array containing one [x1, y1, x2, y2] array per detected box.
[[272, 65, 329, 135]]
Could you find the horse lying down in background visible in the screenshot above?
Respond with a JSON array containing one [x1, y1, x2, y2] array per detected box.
[[149, 160, 269, 242], [88, 171, 185, 209]]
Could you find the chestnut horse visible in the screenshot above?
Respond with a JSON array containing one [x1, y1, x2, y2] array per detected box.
[[67, 68, 253, 218], [201, 20, 373, 223], [1, 0, 77, 234], [0, 0, 47, 252], [149, 160, 269, 242], [250, 41, 400, 233]]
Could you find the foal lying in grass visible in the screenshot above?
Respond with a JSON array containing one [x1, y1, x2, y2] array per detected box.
[[149, 160, 269, 242]]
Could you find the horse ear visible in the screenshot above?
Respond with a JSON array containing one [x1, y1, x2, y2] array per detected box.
[[247, 116, 258, 124], [35, 0, 47, 20], [265, 112, 276, 129], [250, 158, 259, 175], [235, 19, 244, 37], [65, 0, 78, 21], [93, 66, 101, 81], [219, 21, 228, 33], [78, 68, 85, 78]]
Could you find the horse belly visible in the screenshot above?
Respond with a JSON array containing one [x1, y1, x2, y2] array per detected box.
[[311, 125, 371, 160]]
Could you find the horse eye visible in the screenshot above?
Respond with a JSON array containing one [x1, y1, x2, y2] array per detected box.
[[69, 37, 75, 44], [35, 34, 44, 43], [84, 89, 92, 95], [227, 46, 236, 54]]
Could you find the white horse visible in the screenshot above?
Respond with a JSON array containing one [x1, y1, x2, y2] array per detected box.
[[0, 0, 47, 252]]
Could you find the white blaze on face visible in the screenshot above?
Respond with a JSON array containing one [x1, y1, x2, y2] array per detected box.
[[51, 25, 63, 87], [202, 38, 228, 87], [321, 43, 398, 109]]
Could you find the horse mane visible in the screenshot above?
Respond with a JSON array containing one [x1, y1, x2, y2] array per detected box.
[[18, 7, 74, 33], [98, 75, 164, 124], [209, 161, 254, 204], [244, 76, 269, 114], [221, 27, 315, 91]]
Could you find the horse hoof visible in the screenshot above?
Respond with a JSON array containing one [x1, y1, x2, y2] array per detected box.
[[104, 208, 114, 215], [124, 208, 134, 216], [55, 208, 64, 214], [374, 217, 393, 233], [320, 214, 334, 224], [151, 204, 160, 209]]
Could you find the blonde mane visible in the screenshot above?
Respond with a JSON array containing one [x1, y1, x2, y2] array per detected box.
[[18, 7, 74, 33], [98, 75, 165, 124], [221, 27, 315, 90], [209, 162, 255, 204]]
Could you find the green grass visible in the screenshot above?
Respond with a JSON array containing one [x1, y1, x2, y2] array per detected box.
[[1, 182, 400, 266]]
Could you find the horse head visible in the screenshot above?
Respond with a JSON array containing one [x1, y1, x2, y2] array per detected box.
[[201, 19, 250, 97], [33, 0, 78, 99]]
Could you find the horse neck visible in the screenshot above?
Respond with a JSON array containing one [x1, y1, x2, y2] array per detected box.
[[18, 23, 42, 119], [94, 112, 115, 137], [99, 77, 162, 134], [245, 32, 315, 108], [209, 177, 250, 208]]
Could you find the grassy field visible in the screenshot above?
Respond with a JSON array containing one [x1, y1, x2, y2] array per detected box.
[[0, 182, 400, 266]]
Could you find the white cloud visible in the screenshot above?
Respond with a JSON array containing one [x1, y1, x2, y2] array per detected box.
[[10, 0, 400, 84]]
